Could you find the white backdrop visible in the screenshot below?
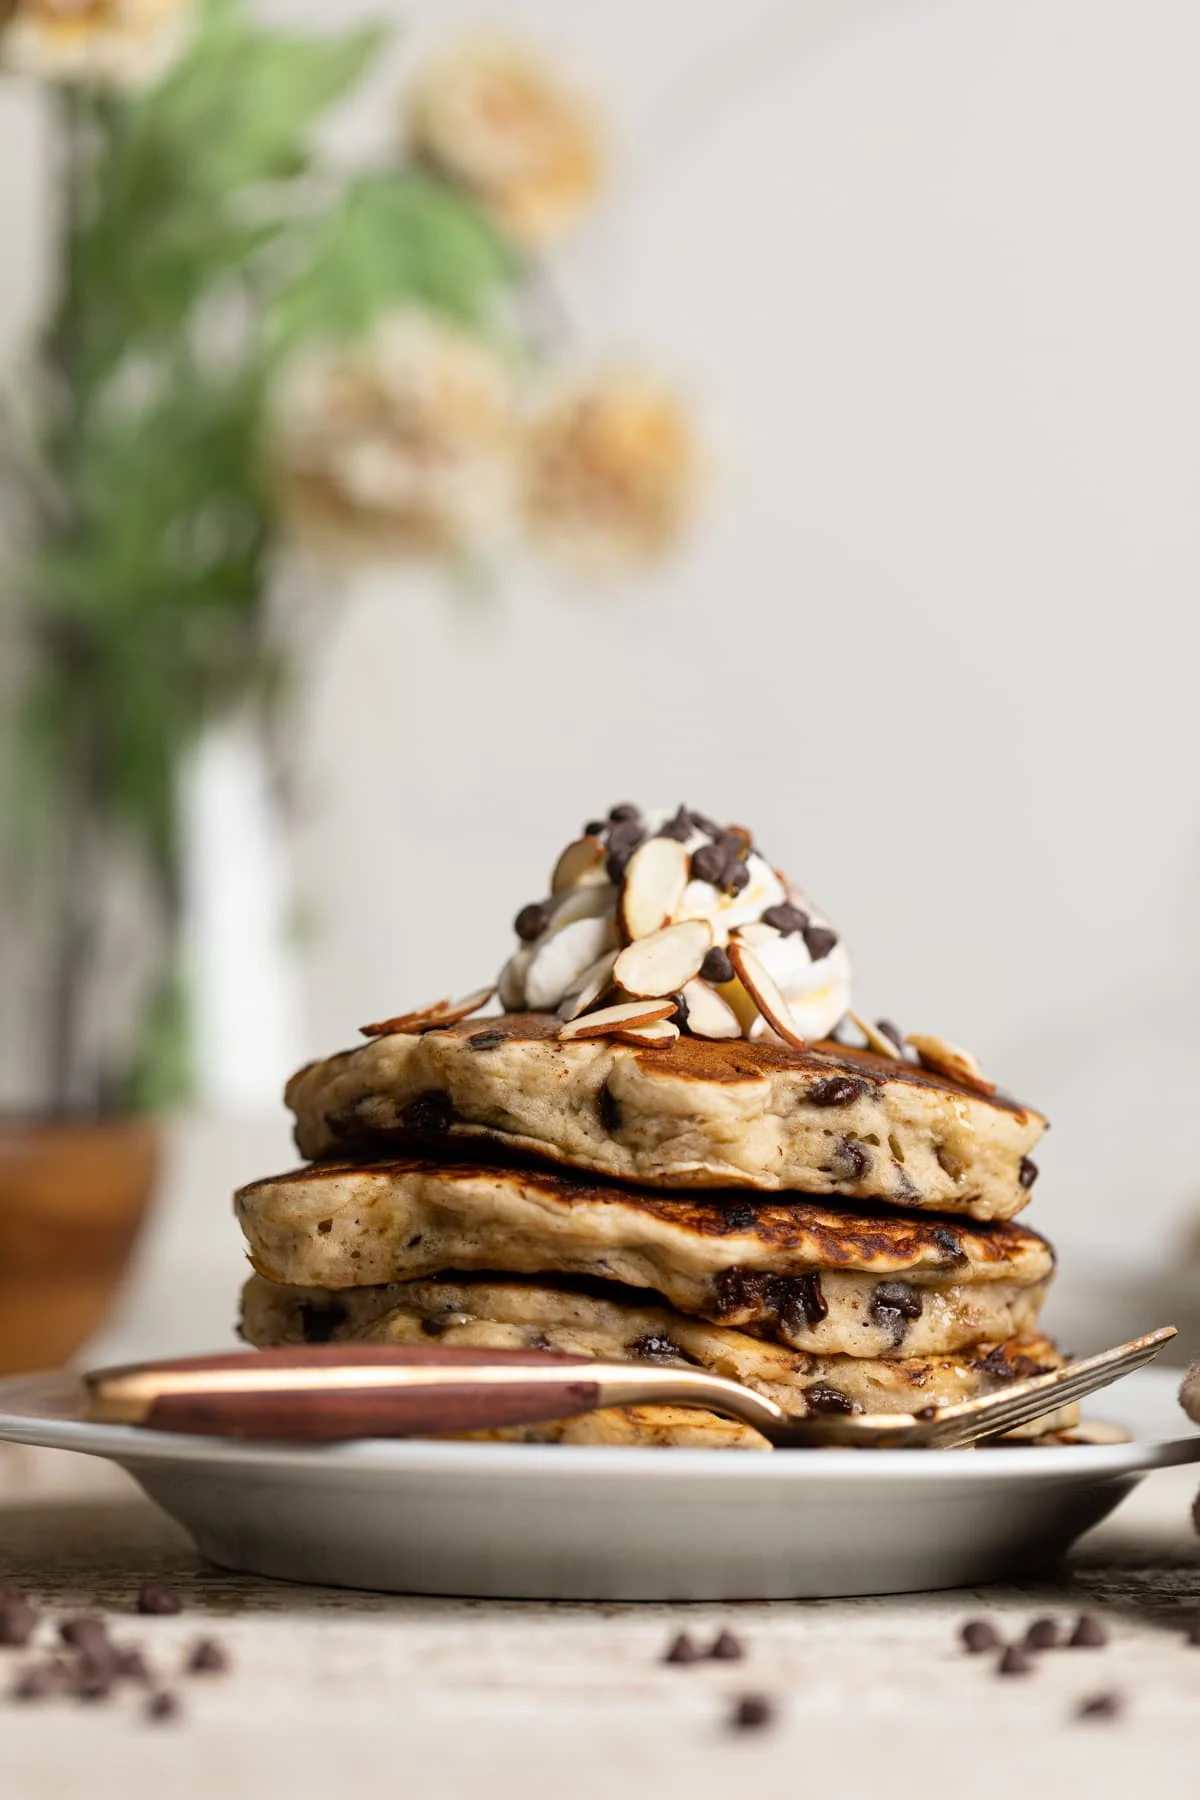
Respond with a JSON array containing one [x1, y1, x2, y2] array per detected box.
[[3, 0, 1199, 1349]]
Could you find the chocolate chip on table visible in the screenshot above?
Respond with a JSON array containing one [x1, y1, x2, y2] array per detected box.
[[663, 1630, 703, 1665], [700, 946, 734, 986], [1024, 1618, 1060, 1652], [1068, 1614, 1109, 1649], [59, 1615, 111, 1654], [73, 1661, 114, 1702], [187, 1639, 229, 1675], [761, 904, 809, 936], [1076, 1691, 1122, 1721], [729, 1694, 774, 1731], [115, 1647, 150, 1682], [11, 1663, 59, 1702], [960, 1619, 1001, 1655], [997, 1646, 1033, 1676], [1186, 1614, 1200, 1647], [137, 1584, 183, 1617], [709, 1629, 745, 1662], [1019, 1156, 1039, 1190], [808, 1076, 866, 1108], [802, 924, 838, 961], [513, 902, 550, 942], [0, 1595, 38, 1647], [145, 1689, 181, 1723]]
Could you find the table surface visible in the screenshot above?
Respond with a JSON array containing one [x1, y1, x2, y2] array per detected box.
[[1, 1442, 1198, 1800]]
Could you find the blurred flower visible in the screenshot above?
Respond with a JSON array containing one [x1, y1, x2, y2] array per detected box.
[[521, 370, 699, 577], [407, 35, 601, 245], [0, 0, 192, 87], [266, 309, 515, 566]]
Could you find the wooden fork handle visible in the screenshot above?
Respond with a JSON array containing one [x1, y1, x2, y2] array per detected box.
[[85, 1346, 605, 1441]]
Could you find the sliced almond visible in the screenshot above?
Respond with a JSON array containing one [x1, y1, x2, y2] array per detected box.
[[907, 1032, 996, 1095], [525, 915, 618, 1011], [618, 836, 690, 941], [613, 919, 712, 1000], [497, 946, 533, 1012], [731, 920, 779, 949], [557, 949, 619, 1021], [558, 999, 677, 1042], [360, 986, 494, 1039], [678, 978, 741, 1040], [727, 941, 808, 1051], [544, 881, 617, 935], [848, 1009, 904, 1059], [611, 1018, 680, 1048], [551, 835, 607, 895]]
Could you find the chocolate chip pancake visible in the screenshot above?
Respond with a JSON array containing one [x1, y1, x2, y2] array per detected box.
[[235, 1155, 1054, 1357], [240, 1273, 1076, 1442], [285, 1015, 1044, 1220]]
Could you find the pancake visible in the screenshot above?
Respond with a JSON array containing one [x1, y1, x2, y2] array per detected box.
[[285, 1014, 1044, 1220], [235, 1155, 1054, 1357], [240, 1273, 1076, 1440]]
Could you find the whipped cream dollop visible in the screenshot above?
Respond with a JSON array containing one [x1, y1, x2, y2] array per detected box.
[[498, 804, 852, 1044]]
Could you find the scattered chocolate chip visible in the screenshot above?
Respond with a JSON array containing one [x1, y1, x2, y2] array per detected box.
[[399, 1091, 456, 1136], [630, 1333, 681, 1362], [465, 1030, 506, 1052], [187, 1639, 229, 1675], [1076, 1691, 1122, 1721], [74, 1661, 115, 1702], [730, 1693, 774, 1731], [1068, 1614, 1108, 1649], [804, 1384, 854, 1416], [608, 803, 641, 824], [59, 1616, 110, 1653], [145, 1689, 180, 1722], [1024, 1618, 1060, 1652], [607, 817, 645, 853], [1019, 1156, 1039, 1190], [663, 1631, 702, 1665], [802, 924, 838, 961], [761, 904, 809, 936], [513, 902, 549, 942], [700, 946, 734, 986], [114, 1647, 150, 1682], [997, 1646, 1033, 1676], [137, 1585, 183, 1617], [298, 1300, 346, 1345], [876, 1019, 905, 1053], [960, 1619, 1001, 1654], [0, 1597, 38, 1647], [808, 1075, 867, 1107], [657, 806, 694, 843], [709, 1629, 744, 1662], [598, 1082, 622, 1135], [11, 1663, 57, 1701], [829, 1137, 869, 1181], [690, 844, 726, 887]]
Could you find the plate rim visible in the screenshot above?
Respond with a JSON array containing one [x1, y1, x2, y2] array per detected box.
[[1, 1365, 1197, 1484]]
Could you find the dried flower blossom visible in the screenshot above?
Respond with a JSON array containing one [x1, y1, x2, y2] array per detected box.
[[0, 0, 192, 88], [521, 370, 699, 576], [407, 34, 601, 245], [266, 309, 515, 565]]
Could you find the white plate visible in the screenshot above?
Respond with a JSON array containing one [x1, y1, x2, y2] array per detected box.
[[0, 1367, 1196, 1602]]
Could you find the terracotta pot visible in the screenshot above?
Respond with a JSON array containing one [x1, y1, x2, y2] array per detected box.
[[0, 1118, 159, 1374]]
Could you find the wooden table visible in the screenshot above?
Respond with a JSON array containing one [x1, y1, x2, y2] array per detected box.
[[1, 1443, 1198, 1799]]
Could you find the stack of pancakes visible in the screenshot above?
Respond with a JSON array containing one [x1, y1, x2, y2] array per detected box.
[[236, 1019, 1069, 1449]]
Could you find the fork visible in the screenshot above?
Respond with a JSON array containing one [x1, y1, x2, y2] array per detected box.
[[84, 1327, 1176, 1448]]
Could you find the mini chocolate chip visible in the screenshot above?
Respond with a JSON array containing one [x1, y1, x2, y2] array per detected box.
[[961, 1620, 1001, 1654], [876, 1019, 905, 1053], [710, 1629, 745, 1662], [778, 1273, 828, 1336], [187, 1639, 229, 1675], [0, 1598, 37, 1647], [808, 1076, 866, 1107], [829, 1137, 869, 1181], [598, 1082, 622, 1135], [690, 843, 726, 886], [1019, 1156, 1039, 1189], [1024, 1618, 1060, 1651], [399, 1091, 456, 1136], [606, 817, 644, 852], [723, 860, 750, 895], [583, 819, 606, 838], [933, 1227, 967, 1264], [997, 1646, 1033, 1676], [513, 902, 549, 942], [145, 1689, 180, 1722], [59, 1616, 109, 1653], [137, 1585, 183, 1617], [663, 1631, 702, 1665], [630, 1333, 681, 1362], [299, 1300, 346, 1345], [761, 904, 809, 936], [466, 1030, 506, 1052], [606, 846, 634, 882], [608, 803, 641, 823], [657, 806, 694, 843], [804, 1384, 854, 1416], [802, 923, 838, 961], [671, 990, 689, 1029], [1076, 1692, 1122, 1721], [1068, 1614, 1108, 1649], [730, 1694, 774, 1731], [700, 946, 734, 985]]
